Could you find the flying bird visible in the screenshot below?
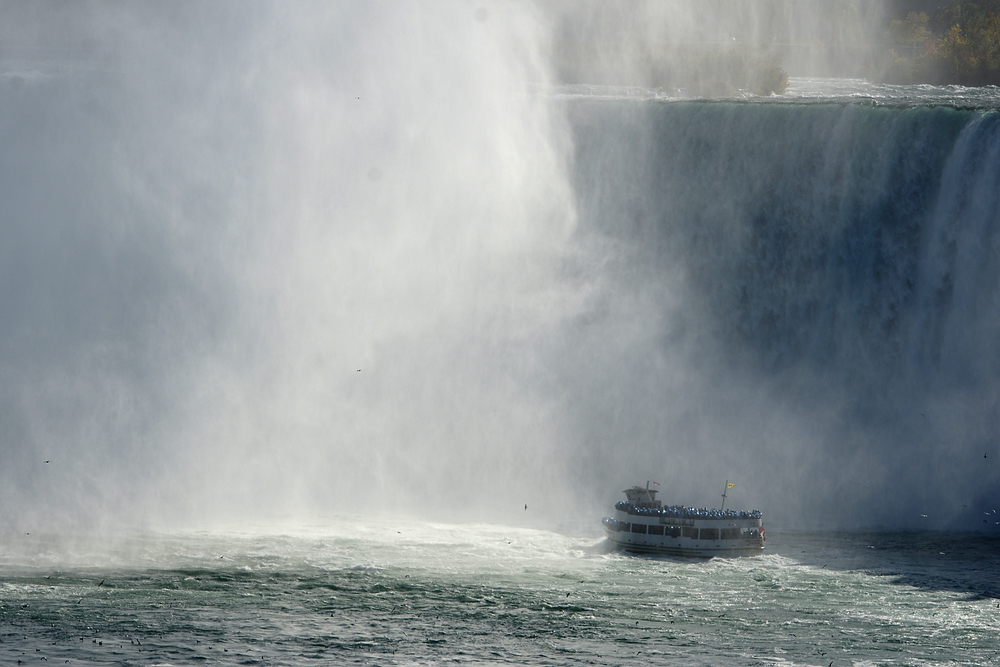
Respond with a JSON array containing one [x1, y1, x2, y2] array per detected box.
[[44, 460, 49, 464]]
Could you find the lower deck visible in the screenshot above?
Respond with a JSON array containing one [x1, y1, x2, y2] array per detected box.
[[603, 516, 764, 557]]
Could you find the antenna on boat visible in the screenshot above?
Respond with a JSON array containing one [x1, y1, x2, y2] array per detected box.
[[721, 480, 734, 510]]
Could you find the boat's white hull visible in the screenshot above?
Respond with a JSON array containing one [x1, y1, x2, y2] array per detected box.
[[604, 527, 764, 557], [602, 514, 764, 558]]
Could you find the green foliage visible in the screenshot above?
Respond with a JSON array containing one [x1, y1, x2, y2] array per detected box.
[[881, 2, 1000, 85], [936, 9, 1000, 83], [893, 11, 933, 47], [752, 63, 789, 96]]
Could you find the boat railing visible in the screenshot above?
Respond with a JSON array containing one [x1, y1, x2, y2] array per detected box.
[[616, 501, 762, 520]]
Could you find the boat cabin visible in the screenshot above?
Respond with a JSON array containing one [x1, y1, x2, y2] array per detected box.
[[623, 485, 662, 509]]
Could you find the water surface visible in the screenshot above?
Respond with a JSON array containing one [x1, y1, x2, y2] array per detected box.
[[2, 523, 997, 665]]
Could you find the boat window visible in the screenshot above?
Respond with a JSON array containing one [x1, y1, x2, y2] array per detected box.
[[648, 525, 664, 535], [682, 527, 697, 538], [720, 528, 740, 540], [631, 523, 647, 534], [668, 527, 681, 538], [619, 523, 630, 532], [700, 528, 719, 540]]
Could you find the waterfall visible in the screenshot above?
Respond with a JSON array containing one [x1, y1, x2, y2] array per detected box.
[[568, 100, 1000, 527]]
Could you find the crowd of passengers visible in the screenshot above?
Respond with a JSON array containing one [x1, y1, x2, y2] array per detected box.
[[615, 501, 762, 520]]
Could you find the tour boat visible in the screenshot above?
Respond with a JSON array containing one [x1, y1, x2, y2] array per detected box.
[[602, 482, 764, 557]]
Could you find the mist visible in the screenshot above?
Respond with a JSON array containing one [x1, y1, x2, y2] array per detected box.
[[1, 1, 997, 537], [0, 1, 584, 532], [546, 0, 889, 92]]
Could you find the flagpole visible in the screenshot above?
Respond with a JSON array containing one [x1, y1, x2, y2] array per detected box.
[[721, 480, 728, 511]]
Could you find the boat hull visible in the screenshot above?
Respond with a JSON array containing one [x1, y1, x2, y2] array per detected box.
[[602, 514, 764, 558], [604, 529, 764, 558]]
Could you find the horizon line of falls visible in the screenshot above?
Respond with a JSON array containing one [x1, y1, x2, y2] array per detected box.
[[565, 99, 1000, 529]]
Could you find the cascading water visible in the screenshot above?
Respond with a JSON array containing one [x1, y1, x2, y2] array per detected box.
[[3, 3, 1000, 664], [566, 95, 1000, 529]]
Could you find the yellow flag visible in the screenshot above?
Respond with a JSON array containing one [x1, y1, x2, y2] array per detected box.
[[727, 483, 735, 489]]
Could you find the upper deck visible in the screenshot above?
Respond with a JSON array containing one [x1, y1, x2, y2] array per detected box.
[[615, 500, 762, 523]]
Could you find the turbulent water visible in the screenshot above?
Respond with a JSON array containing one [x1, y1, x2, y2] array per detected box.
[[5, 11, 1000, 661], [1, 523, 999, 666]]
